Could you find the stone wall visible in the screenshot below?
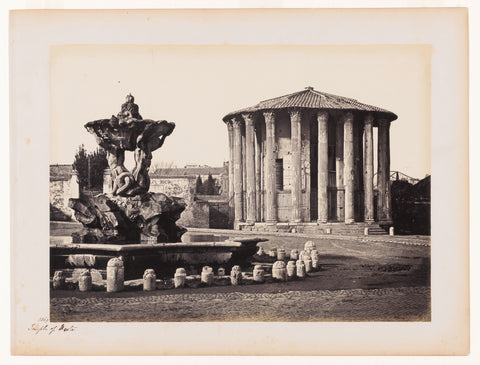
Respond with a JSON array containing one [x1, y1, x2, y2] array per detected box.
[[176, 198, 210, 228], [149, 176, 194, 199], [50, 174, 79, 221], [273, 113, 312, 222]]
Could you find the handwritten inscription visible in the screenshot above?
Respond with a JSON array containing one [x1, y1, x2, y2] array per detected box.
[[28, 317, 76, 335]]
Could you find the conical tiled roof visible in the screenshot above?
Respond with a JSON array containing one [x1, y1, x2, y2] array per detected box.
[[223, 87, 397, 122]]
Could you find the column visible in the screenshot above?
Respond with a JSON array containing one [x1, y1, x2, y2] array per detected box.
[[317, 110, 329, 223], [255, 121, 262, 222], [264, 111, 277, 224], [241, 124, 247, 220], [260, 122, 266, 222], [354, 119, 364, 222], [386, 123, 392, 222], [290, 109, 303, 223], [363, 114, 374, 223], [335, 118, 345, 221], [343, 112, 355, 224], [243, 113, 256, 224], [377, 119, 392, 223], [226, 121, 235, 226], [232, 117, 244, 224]]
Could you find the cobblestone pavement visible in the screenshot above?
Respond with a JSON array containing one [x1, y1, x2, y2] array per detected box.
[[51, 286, 430, 322], [50, 222, 430, 322]]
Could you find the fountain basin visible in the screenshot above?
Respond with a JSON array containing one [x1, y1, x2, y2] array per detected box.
[[50, 236, 267, 280]]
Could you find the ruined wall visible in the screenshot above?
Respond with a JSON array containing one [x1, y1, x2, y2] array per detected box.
[[50, 174, 79, 221], [149, 177, 194, 199], [176, 199, 210, 228]]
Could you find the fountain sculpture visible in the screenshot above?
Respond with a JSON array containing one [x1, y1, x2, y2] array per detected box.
[[51, 95, 265, 279], [68, 94, 186, 244]]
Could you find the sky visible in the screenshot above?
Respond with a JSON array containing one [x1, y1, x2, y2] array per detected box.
[[50, 44, 430, 179]]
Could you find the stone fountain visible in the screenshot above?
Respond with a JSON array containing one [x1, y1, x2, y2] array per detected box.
[[50, 95, 265, 279], [68, 94, 185, 244]]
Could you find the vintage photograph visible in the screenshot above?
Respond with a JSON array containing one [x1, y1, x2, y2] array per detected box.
[[10, 7, 469, 356], [49, 44, 431, 322]]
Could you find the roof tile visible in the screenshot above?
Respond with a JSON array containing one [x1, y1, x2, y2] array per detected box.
[[223, 87, 397, 122]]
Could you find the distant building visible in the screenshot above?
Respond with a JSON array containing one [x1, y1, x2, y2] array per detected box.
[[50, 164, 79, 221], [223, 87, 398, 233], [103, 164, 229, 228]]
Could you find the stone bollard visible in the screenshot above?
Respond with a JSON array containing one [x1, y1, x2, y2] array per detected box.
[[325, 228, 332, 234], [268, 248, 277, 258], [201, 266, 214, 286], [277, 248, 286, 261], [305, 241, 316, 251], [230, 265, 242, 285], [389, 227, 395, 236], [256, 247, 265, 256], [53, 270, 66, 290], [299, 250, 306, 262], [296, 260, 306, 278], [174, 268, 186, 288], [286, 261, 296, 280], [217, 267, 226, 276], [78, 270, 92, 292], [304, 255, 313, 273], [107, 258, 124, 293], [143, 269, 156, 291], [310, 250, 320, 270], [290, 249, 299, 261], [364, 227, 369, 236], [272, 261, 287, 281], [253, 265, 265, 283]]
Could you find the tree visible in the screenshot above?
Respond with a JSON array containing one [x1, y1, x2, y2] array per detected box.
[[72, 145, 108, 190], [204, 173, 216, 195], [195, 175, 203, 194]]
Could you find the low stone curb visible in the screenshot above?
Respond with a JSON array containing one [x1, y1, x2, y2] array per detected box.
[[186, 227, 431, 247]]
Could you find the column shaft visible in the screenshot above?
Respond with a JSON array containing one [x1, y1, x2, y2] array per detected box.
[[255, 122, 262, 221], [241, 126, 246, 220], [354, 120, 364, 222], [386, 125, 392, 222], [290, 109, 303, 223], [377, 119, 392, 223], [243, 113, 256, 224], [343, 112, 355, 224], [227, 121, 235, 226], [260, 123, 266, 222], [364, 114, 374, 222], [232, 118, 244, 224], [335, 119, 345, 221], [317, 111, 329, 223], [264, 111, 277, 223]]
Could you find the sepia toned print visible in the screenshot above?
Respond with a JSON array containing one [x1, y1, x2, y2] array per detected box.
[[49, 45, 431, 323], [11, 8, 468, 355]]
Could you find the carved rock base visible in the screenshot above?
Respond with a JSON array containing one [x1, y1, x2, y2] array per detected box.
[[69, 192, 186, 244]]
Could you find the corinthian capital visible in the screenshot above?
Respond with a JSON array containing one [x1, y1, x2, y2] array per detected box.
[[289, 108, 302, 122], [378, 119, 390, 128], [263, 110, 276, 125], [242, 113, 255, 126], [232, 117, 243, 128], [364, 113, 374, 126]]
